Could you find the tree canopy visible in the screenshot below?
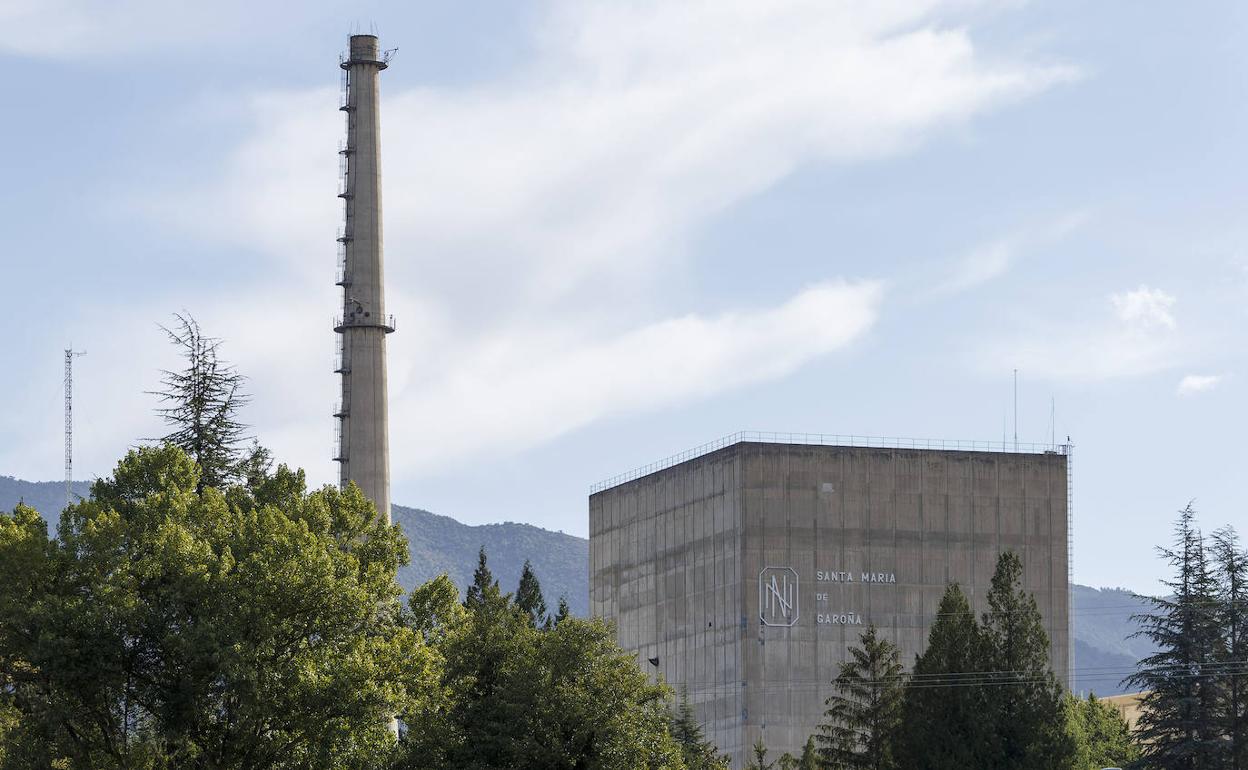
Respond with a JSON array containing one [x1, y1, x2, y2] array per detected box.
[[150, 314, 258, 491], [816, 623, 904, 769], [1065, 694, 1140, 770], [516, 559, 548, 628], [0, 445, 708, 770], [1130, 506, 1248, 770], [980, 551, 1076, 768], [1129, 504, 1226, 769], [777, 736, 819, 770], [745, 739, 774, 770], [1211, 526, 1248, 769], [897, 583, 993, 769], [399, 551, 684, 770], [464, 545, 499, 611], [0, 444, 430, 769], [897, 552, 1077, 769], [669, 687, 729, 770]]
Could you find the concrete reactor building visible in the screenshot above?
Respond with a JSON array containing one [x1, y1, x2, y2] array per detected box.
[[589, 433, 1071, 766]]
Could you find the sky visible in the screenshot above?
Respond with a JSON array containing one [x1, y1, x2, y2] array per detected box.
[[1, 0, 1245, 594]]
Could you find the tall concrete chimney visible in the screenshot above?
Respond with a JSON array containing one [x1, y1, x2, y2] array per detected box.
[[334, 34, 392, 524]]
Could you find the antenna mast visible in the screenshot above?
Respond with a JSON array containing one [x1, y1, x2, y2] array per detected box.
[[1012, 368, 1018, 451], [64, 348, 85, 507]]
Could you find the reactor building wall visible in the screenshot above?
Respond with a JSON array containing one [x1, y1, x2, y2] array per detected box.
[[588, 436, 1070, 766]]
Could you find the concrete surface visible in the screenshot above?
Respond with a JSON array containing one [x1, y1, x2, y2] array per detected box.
[[590, 441, 1070, 766], [335, 34, 392, 523]]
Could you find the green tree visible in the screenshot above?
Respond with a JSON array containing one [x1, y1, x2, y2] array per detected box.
[[235, 438, 273, 488], [0, 700, 17, 768], [981, 550, 1076, 768], [796, 736, 821, 769], [516, 559, 548, 628], [669, 687, 728, 769], [1212, 526, 1248, 770], [1065, 693, 1140, 770], [776, 737, 819, 770], [151, 314, 257, 491], [897, 583, 994, 769], [552, 596, 572, 627], [408, 573, 467, 645], [0, 445, 431, 769], [0, 504, 57, 769], [464, 545, 499, 611], [817, 624, 904, 769], [746, 738, 774, 770], [517, 618, 685, 768], [1129, 504, 1226, 769], [437, 548, 527, 768], [401, 570, 683, 770]]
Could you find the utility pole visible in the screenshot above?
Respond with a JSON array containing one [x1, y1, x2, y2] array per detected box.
[[64, 348, 86, 507]]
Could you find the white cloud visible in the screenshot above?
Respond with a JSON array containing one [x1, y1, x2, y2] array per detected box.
[[933, 210, 1089, 295], [0, 0, 315, 58], [1177, 374, 1222, 396], [1111, 285, 1176, 330], [129, 0, 1074, 475], [936, 239, 1016, 294], [155, 1, 1076, 297], [394, 281, 882, 472], [982, 285, 1184, 382]]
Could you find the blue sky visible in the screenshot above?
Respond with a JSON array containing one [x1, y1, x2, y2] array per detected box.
[[1, 1, 1245, 593]]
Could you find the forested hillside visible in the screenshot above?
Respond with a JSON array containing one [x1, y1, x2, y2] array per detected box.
[[0, 476, 91, 531], [392, 504, 589, 616], [1070, 584, 1157, 696]]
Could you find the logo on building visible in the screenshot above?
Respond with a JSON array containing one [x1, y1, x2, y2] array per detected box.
[[759, 567, 799, 627]]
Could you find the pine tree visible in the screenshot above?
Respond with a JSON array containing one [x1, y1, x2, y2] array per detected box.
[[817, 624, 904, 769], [780, 736, 819, 770], [464, 546, 499, 611], [236, 439, 273, 489], [981, 550, 1076, 769], [151, 313, 251, 491], [746, 738, 774, 770], [1213, 525, 1248, 770], [1128, 503, 1227, 769], [516, 560, 548, 628], [798, 736, 820, 770], [552, 596, 571, 627], [897, 584, 994, 769], [669, 687, 729, 769]]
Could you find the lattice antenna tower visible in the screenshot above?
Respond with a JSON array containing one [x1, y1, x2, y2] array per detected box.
[[64, 348, 85, 507]]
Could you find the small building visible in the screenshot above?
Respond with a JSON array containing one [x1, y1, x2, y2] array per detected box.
[[589, 433, 1071, 766], [1104, 691, 1149, 735]]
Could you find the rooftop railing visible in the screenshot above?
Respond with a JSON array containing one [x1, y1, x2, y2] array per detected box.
[[588, 431, 1073, 494]]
